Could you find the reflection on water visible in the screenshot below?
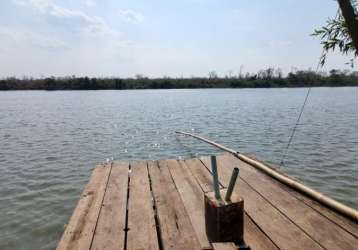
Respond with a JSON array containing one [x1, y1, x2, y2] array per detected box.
[[0, 88, 357, 249]]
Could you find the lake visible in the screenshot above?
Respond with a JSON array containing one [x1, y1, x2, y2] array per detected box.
[[0, 88, 357, 249]]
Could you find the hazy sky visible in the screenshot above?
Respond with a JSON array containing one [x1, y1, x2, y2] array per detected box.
[[0, 0, 355, 78]]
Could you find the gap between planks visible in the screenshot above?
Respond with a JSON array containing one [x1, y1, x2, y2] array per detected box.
[[201, 154, 358, 250], [57, 163, 113, 250], [199, 157, 323, 250], [183, 158, 279, 250], [58, 154, 358, 250]]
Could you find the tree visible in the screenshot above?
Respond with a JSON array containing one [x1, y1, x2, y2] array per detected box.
[[275, 68, 283, 78], [0, 80, 9, 90], [312, 0, 358, 66], [208, 71, 218, 79], [338, 0, 358, 50], [44, 77, 56, 90]]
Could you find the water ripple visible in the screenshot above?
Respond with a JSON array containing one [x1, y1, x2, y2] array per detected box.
[[0, 88, 357, 249]]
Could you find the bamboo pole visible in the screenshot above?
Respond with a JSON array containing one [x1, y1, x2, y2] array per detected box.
[[175, 131, 358, 222], [211, 155, 222, 200], [225, 167, 239, 202]]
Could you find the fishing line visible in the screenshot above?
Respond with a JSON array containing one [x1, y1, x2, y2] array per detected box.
[[110, 123, 115, 161], [175, 131, 201, 156], [279, 87, 312, 166], [280, 9, 340, 166]]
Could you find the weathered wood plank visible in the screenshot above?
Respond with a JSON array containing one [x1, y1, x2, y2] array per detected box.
[[184, 158, 215, 192], [289, 190, 358, 237], [162, 159, 211, 250], [58, 153, 358, 250], [243, 213, 278, 250], [57, 163, 112, 250], [220, 154, 358, 250], [90, 162, 129, 250], [200, 156, 323, 250], [246, 155, 358, 237], [148, 160, 201, 250], [184, 158, 279, 250], [127, 161, 159, 250], [212, 242, 237, 250]]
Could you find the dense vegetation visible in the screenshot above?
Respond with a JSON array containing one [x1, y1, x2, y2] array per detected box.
[[1, 69, 358, 90]]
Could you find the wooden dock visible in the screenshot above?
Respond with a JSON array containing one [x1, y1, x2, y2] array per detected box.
[[57, 153, 358, 250]]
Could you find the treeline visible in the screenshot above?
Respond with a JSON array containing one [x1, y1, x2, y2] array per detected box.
[[1, 68, 358, 90]]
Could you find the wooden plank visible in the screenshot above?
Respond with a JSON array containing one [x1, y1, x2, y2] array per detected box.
[[243, 214, 278, 250], [199, 156, 323, 250], [57, 163, 112, 250], [246, 155, 358, 237], [219, 154, 358, 250], [212, 242, 237, 250], [148, 160, 201, 250], [127, 161, 159, 250], [162, 159, 211, 249], [183, 158, 215, 192], [90, 162, 129, 250], [184, 158, 279, 250], [288, 190, 358, 237]]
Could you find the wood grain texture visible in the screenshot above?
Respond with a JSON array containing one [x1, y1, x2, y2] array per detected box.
[[58, 154, 358, 250], [185, 158, 279, 250], [200, 156, 323, 250], [204, 190, 244, 243], [148, 160, 201, 250], [163, 159, 211, 250], [212, 242, 237, 250], [288, 190, 358, 237], [220, 154, 358, 250], [176, 132, 358, 221], [57, 163, 112, 250], [246, 155, 358, 238], [127, 161, 159, 250], [184, 158, 219, 192], [90, 162, 129, 250]]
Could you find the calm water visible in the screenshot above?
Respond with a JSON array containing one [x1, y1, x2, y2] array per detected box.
[[0, 88, 357, 249]]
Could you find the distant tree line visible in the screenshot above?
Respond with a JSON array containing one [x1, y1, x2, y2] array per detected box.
[[1, 68, 358, 91]]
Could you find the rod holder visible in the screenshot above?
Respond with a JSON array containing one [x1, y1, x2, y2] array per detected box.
[[204, 189, 245, 244], [225, 167, 239, 202], [211, 155, 221, 200]]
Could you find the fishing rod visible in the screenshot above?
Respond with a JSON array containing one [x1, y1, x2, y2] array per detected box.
[[175, 131, 358, 221]]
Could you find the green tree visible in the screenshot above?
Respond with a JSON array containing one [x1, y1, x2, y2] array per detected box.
[[44, 77, 56, 90], [312, 0, 358, 66]]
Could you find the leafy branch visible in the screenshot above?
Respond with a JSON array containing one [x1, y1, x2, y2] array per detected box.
[[312, 0, 358, 67]]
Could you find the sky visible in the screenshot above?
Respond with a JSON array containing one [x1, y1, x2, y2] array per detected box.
[[0, 0, 356, 78]]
